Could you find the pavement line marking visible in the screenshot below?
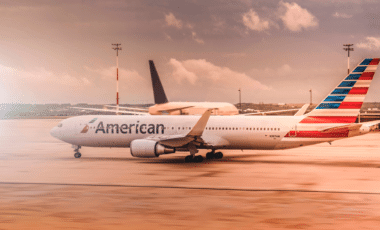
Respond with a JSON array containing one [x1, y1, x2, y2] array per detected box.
[[0, 181, 379, 195]]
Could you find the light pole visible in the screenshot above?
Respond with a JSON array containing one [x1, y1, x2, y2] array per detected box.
[[112, 43, 122, 114], [309, 89, 312, 106], [238, 88, 241, 113], [343, 44, 354, 75]]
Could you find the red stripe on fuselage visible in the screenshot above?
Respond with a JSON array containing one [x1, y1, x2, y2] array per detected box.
[[338, 102, 363, 109], [348, 87, 368, 95], [284, 130, 349, 138], [300, 116, 357, 123], [369, 58, 380, 65], [359, 72, 374, 80]]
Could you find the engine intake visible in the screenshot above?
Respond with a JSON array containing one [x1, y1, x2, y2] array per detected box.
[[130, 139, 175, 158]]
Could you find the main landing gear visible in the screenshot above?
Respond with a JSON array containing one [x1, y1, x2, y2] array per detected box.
[[73, 145, 82, 158], [206, 150, 223, 159], [184, 149, 224, 163], [185, 155, 203, 163], [185, 143, 203, 163]]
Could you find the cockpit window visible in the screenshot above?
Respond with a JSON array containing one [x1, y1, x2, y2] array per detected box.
[[57, 123, 63, 128]]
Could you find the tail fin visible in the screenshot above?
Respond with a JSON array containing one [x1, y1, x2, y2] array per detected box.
[[149, 60, 169, 104], [302, 58, 380, 124]]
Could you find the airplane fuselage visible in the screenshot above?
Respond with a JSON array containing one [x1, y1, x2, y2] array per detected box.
[[50, 114, 362, 151]]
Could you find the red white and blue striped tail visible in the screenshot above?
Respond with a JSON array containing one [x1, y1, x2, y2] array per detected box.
[[302, 58, 380, 124]]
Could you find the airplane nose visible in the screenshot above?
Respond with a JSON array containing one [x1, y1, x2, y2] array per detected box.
[[50, 127, 59, 139]]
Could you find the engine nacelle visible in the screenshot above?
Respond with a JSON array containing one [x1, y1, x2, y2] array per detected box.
[[130, 139, 175, 158]]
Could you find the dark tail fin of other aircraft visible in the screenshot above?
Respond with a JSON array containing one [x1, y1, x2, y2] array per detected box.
[[149, 60, 169, 104]]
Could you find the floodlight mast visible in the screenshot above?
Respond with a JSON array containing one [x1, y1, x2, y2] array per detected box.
[[112, 43, 122, 114], [238, 88, 241, 113], [343, 44, 354, 75]]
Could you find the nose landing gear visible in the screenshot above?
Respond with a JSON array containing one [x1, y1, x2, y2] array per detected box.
[[73, 145, 82, 158]]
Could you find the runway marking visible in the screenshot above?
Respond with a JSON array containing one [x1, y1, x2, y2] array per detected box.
[[1, 182, 380, 195]]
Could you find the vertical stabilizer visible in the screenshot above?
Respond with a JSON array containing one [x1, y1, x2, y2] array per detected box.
[[303, 58, 380, 124], [149, 60, 169, 104]]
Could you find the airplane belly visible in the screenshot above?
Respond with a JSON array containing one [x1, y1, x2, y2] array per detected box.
[[222, 132, 281, 150], [65, 133, 135, 148]]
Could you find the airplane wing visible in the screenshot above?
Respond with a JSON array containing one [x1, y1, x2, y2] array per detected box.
[[104, 105, 149, 112], [156, 106, 195, 113], [239, 108, 300, 116], [147, 109, 212, 148], [71, 107, 149, 115], [294, 104, 310, 116]]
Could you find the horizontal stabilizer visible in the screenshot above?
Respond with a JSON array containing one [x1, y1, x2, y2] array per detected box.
[[319, 123, 362, 133]]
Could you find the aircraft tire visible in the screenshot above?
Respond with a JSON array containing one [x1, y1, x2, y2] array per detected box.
[[215, 152, 223, 159], [74, 152, 82, 158], [195, 155, 203, 163], [185, 155, 193, 163], [206, 152, 214, 159]]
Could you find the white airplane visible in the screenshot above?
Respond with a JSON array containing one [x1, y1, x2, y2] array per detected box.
[[51, 58, 380, 162], [75, 60, 239, 115]]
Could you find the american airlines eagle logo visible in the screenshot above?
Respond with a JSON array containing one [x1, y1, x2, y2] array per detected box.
[[81, 125, 89, 133], [80, 118, 98, 134]]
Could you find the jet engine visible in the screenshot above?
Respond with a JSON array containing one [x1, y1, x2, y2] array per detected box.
[[130, 139, 175, 158]]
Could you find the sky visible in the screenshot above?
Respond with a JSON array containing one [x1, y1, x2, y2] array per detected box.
[[1, 0, 380, 105]]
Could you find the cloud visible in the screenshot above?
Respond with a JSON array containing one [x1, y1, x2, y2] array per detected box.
[[164, 13, 204, 44], [357, 37, 380, 50], [164, 58, 270, 102], [169, 59, 198, 85], [0, 64, 92, 103], [242, 9, 270, 32], [191, 31, 204, 44], [168, 58, 269, 90], [279, 1, 318, 32], [332, 12, 353, 19], [165, 13, 183, 29], [84, 66, 151, 95]]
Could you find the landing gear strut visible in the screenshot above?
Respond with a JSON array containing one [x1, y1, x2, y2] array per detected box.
[[73, 145, 82, 158], [184, 144, 203, 163]]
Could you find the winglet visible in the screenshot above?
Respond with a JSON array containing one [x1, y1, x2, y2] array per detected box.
[[187, 109, 212, 137], [149, 60, 169, 104], [294, 104, 310, 116]]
